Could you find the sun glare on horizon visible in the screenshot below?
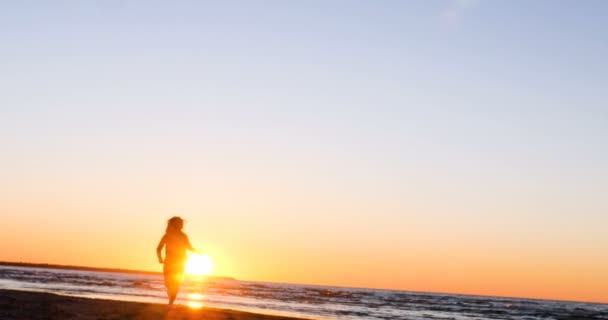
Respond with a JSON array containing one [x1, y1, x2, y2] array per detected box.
[[185, 253, 214, 276]]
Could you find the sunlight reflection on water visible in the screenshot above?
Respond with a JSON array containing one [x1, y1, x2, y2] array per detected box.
[[187, 301, 203, 309], [187, 293, 205, 300], [186, 292, 205, 309]]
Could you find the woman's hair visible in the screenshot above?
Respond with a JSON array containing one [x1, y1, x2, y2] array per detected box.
[[166, 216, 184, 234]]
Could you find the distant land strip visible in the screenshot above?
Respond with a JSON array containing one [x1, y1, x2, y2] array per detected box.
[[0, 261, 235, 281]]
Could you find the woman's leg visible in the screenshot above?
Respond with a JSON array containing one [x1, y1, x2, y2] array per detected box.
[[164, 264, 176, 305], [164, 263, 184, 305], [168, 272, 184, 305]]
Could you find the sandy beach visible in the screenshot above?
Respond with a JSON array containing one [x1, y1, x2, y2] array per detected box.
[[0, 289, 308, 320]]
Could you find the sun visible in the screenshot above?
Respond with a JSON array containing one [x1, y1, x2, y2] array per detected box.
[[185, 253, 214, 276]]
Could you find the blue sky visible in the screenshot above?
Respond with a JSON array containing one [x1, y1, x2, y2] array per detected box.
[[3, 1, 606, 201], [0, 0, 607, 300]]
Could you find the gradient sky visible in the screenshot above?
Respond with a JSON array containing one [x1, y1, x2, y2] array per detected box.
[[1, 1, 607, 303]]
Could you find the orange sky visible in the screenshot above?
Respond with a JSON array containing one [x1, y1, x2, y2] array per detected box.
[[1, 175, 606, 303]]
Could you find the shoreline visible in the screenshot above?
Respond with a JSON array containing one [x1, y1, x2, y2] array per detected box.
[[0, 289, 311, 320]]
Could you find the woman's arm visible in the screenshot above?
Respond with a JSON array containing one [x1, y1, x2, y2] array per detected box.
[[184, 234, 201, 254], [156, 235, 166, 264]]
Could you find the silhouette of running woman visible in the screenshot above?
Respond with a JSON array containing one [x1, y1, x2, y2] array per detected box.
[[156, 216, 199, 305]]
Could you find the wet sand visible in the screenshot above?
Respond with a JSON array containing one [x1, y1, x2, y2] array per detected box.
[[0, 289, 308, 320]]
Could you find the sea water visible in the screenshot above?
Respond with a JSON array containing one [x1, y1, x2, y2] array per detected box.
[[0, 265, 606, 320]]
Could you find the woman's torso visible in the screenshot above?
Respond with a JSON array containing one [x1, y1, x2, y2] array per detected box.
[[164, 232, 188, 263]]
